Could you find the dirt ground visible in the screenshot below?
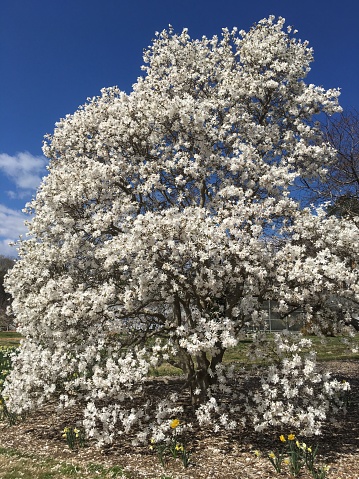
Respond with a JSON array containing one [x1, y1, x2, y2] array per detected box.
[[0, 360, 358, 479]]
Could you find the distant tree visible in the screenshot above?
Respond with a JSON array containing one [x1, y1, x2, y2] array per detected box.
[[0, 256, 15, 330], [327, 194, 359, 218], [301, 110, 359, 218]]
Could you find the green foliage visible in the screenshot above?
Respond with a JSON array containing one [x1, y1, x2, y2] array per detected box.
[[267, 448, 286, 473], [62, 426, 86, 450], [150, 419, 191, 469], [266, 435, 330, 478]]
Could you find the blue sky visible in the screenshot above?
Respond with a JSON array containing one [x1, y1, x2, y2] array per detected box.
[[1, 0, 358, 256]]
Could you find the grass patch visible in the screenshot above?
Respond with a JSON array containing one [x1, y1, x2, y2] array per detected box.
[[309, 334, 359, 361], [224, 334, 359, 364], [0, 331, 22, 347], [149, 363, 183, 377], [149, 334, 359, 377], [0, 447, 133, 478]]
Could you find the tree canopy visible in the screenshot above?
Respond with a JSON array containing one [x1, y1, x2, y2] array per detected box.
[[4, 16, 358, 444]]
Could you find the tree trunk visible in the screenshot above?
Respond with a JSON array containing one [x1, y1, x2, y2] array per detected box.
[[188, 345, 226, 405]]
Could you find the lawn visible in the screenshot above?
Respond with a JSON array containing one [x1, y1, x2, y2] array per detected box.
[[0, 331, 22, 348], [152, 333, 359, 376], [224, 333, 359, 363], [0, 447, 134, 479]]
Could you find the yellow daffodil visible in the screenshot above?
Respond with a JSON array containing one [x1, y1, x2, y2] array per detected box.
[[279, 434, 286, 442], [170, 418, 180, 429], [287, 433, 295, 441], [268, 452, 276, 459], [175, 443, 184, 452]]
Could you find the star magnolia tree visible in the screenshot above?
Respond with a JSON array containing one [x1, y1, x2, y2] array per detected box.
[[4, 17, 358, 444]]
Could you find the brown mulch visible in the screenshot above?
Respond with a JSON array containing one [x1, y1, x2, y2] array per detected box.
[[0, 360, 358, 478]]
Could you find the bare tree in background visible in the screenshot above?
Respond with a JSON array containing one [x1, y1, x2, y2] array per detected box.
[[0, 256, 15, 330], [302, 110, 359, 217]]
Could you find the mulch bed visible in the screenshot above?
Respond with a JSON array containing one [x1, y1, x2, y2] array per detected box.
[[0, 360, 358, 478]]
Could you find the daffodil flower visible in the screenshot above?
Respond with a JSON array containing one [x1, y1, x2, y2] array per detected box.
[[170, 418, 180, 429]]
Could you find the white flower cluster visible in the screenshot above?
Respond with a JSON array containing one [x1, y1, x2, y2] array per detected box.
[[248, 333, 351, 436], [3, 16, 357, 444]]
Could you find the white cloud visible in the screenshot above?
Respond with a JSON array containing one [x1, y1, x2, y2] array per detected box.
[[0, 151, 47, 196], [0, 238, 18, 258], [0, 204, 28, 257]]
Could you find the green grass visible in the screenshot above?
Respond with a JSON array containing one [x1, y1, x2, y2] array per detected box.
[[308, 334, 359, 361], [224, 333, 359, 364], [0, 447, 137, 478], [0, 331, 22, 347], [148, 334, 359, 377]]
